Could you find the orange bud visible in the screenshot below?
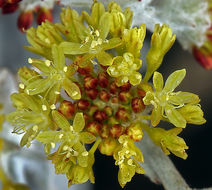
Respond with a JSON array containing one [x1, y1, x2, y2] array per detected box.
[[98, 138, 118, 156], [93, 110, 108, 122], [99, 89, 110, 102], [17, 11, 33, 32], [58, 100, 75, 119], [110, 124, 125, 138], [193, 47, 212, 70], [131, 97, 145, 113], [137, 88, 146, 98], [126, 123, 143, 141], [85, 89, 98, 100], [104, 106, 113, 116], [115, 107, 129, 122], [36, 7, 53, 25], [77, 99, 90, 110], [86, 121, 101, 136], [111, 97, 119, 104], [84, 76, 98, 90], [109, 81, 118, 94], [118, 91, 132, 104], [108, 117, 119, 125], [98, 72, 109, 88]]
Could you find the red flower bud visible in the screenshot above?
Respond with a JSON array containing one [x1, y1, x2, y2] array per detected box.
[[109, 81, 118, 94], [93, 110, 108, 122], [126, 123, 143, 141], [98, 138, 118, 156], [100, 124, 110, 139], [58, 100, 75, 119], [193, 47, 212, 70], [85, 89, 98, 100], [36, 7, 53, 25], [17, 11, 33, 32], [99, 89, 110, 102], [119, 82, 131, 92], [109, 124, 125, 138], [108, 116, 119, 125], [0, 0, 5, 8], [118, 91, 132, 104], [77, 99, 90, 110], [2, 2, 18, 14], [98, 72, 109, 88], [83, 113, 91, 123], [137, 88, 146, 98], [6, 0, 21, 3], [86, 121, 101, 136], [115, 107, 129, 122], [131, 97, 145, 113], [84, 76, 98, 90]]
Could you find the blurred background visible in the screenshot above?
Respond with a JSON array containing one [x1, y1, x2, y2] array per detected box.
[[0, 7, 212, 190]]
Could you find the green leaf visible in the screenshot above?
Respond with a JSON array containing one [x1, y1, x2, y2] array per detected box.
[[73, 112, 85, 132], [52, 110, 70, 131], [168, 92, 200, 105], [63, 78, 81, 99], [52, 44, 65, 70], [36, 131, 62, 144], [165, 105, 186, 128], [60, 42, 89, 55], [163, 69, 186, 92], [153, 72, 164, 92], [96, 51, 113, 66], [79, 132, 96, 144], [25, 78, 52, 95]]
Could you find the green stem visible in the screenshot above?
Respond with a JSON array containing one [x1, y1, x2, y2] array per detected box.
[[89, 137, 101, 154]]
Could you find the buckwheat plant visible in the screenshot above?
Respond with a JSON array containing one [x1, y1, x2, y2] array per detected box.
[[7, 1, 206, 188]]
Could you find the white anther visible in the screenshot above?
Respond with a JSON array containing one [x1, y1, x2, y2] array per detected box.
[[82, 151, 89, 156], [45, 38, 50, 44], [50, 104, 56, 110], [97, 38, 103, 45], [95, 30, 100, 37], [91, 40, 98, 49], [71, 91, 78, 97], [59, 134, 63, 139], [127, 159, 133, 166], [26, 90, 30, 95], [42, 105, 47, 111], [66, 152, 71, 158], [32, 125, 38, 132], [73, 151, 79, 156], [28, 58, 33, 64], [54, 91, 60, 95], [63, 66, 68, 72], [63, 145, 69, 151], [118, 160, 124, 165], [85, 36, 89, 43], [45, 60, 51, 67], [70, 125, 74, 131], [125, 150, 130, 154], [51, 142, 55, 149], [19, 83, 25, 89]]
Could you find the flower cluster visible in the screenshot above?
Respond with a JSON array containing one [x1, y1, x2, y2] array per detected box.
[[7, 1, 206, 188]]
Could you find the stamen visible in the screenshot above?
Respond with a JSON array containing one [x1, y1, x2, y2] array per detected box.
[[51, 142, 55, 149], [32, 125, 38, 132], [63, 145, 69, 151], [50, 104, 56, 110], [63, 66, 68, 72], [59, 134, 63, 139], [95, 30, 100, 37], [82, 151, 89, 156], [28, 58, 33, 64], [45, 60, 51, 67], [55, 91, 60, 95]]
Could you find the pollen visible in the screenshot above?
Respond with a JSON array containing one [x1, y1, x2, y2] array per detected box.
[[50, 104, 56, 110], [71, 91, 78, 97], [127, 159, 134, 166], [19, 83, 25, 89], [28, 58, 33, 64], [91, 40, 98, 49], [45, 60, 51, 67], [51, 142, 55, 149], [95, 30, 100, 37], [55, 91, 60, 95], [42, 105, 47, 111], [82, 151, 89, 156], [63, 66, 68, 72], [32, 125, 38, 131], [59, 134, 64, 139], [63, 145, 69, 151]]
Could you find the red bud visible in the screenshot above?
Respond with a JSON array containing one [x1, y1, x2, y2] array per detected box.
[[85, 89, 98, 100], [109, 81, 118, 94], [99, 89, 110, 102], [86, 121, 101, 136], [93, 110, 108, 122], [36, 7, 53, 25], [109, 124, 125, 138], [115, 107, 129, 122], [17, 11, 33, 32], [131, 97, 145, 113], [2, 2, 18, 14], [77, 99, 90, 110], [119, 82, 131, 92], [84, 76, 98, 90], [98, 72, 109, 88], [58, 100, 75, 119]]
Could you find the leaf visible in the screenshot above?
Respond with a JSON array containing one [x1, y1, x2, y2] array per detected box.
[[60, 42, 89, 55], [63, 78, 81, 99], [165, 105, 186, 128], [163, 69, 186, 92], [73, 112, 85, 132], [79, 132, 96, 144], [52, 110, 70, 131], [36, 131, 62, 144]]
